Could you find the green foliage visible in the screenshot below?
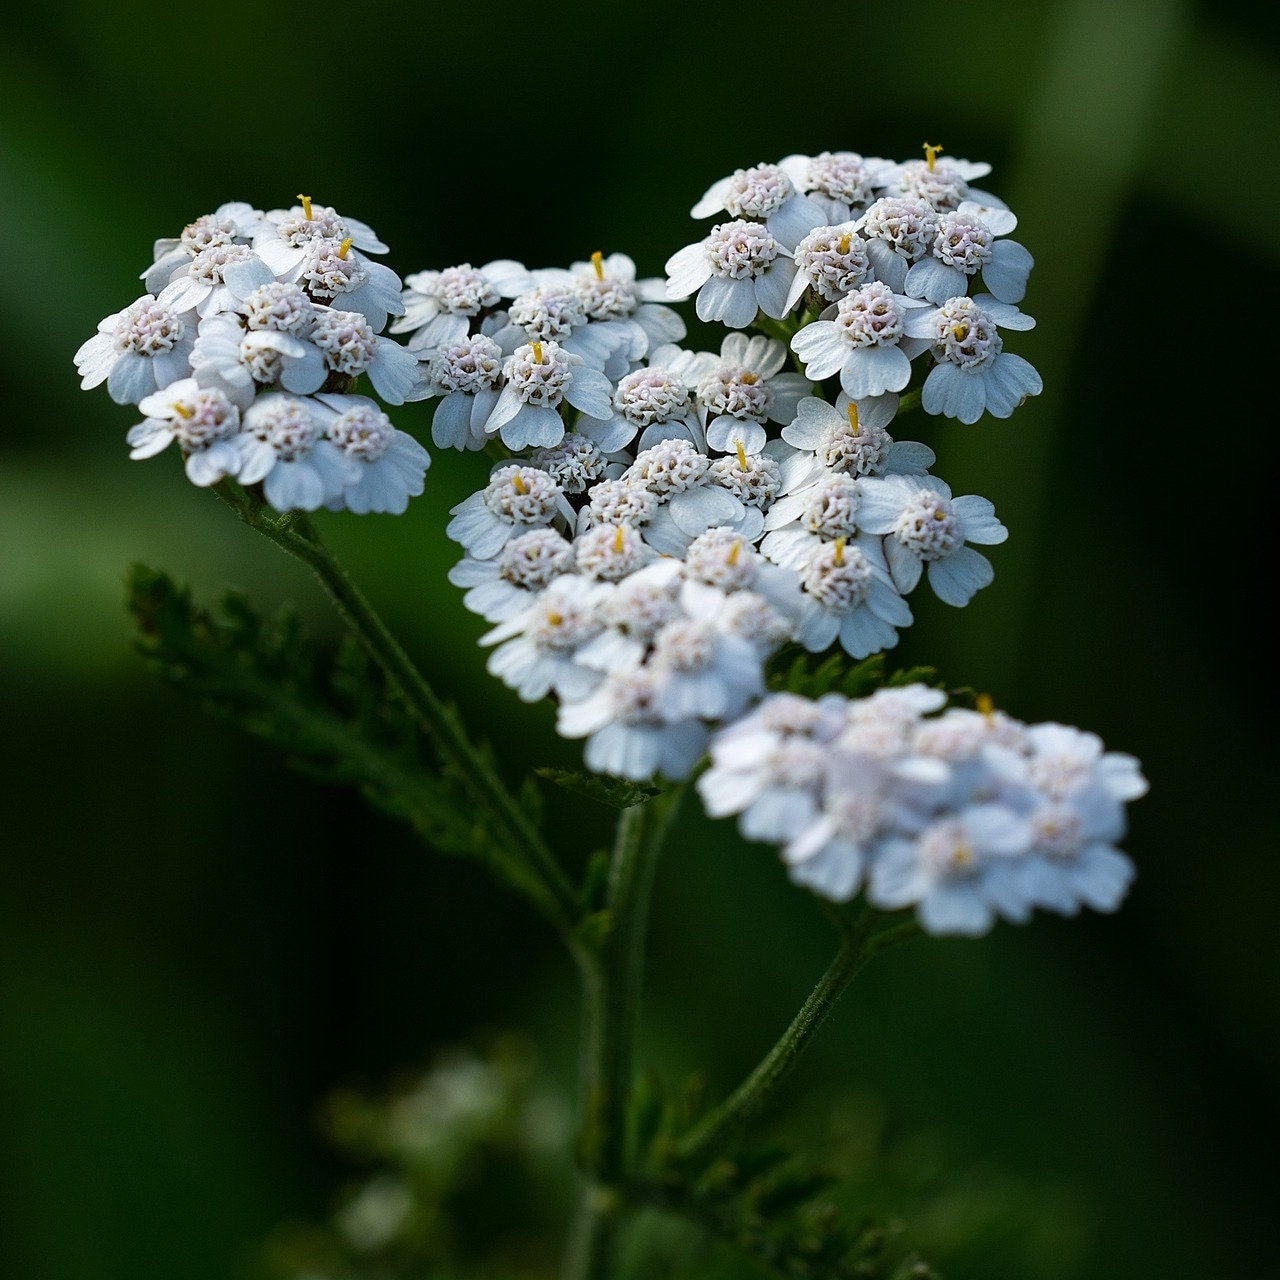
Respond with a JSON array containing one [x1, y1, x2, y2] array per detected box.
[[125, 565, 547, 904], [536, 766, 664, 810], [767, 649, 946, 702]]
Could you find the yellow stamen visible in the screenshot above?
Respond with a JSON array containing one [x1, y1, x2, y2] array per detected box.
[[531, 341, 543, 364], [976, 692, 995, 719], [297, 193, 313, 220], [727, 540, 742, 566], [845, 402, 859, 432], [735, 441, 748, 470], [173, 402, 195, 419], [951, 323, 969, 341], [591, 250, 604, 280], [546, 611, 564, 626], [951, 842, 974, 869], [833, 536, 846, 567], [933, 509, 947, 521], [923, 142, 944, 172], [837, 232, 852, 255], [740, 372, 759, 385], [337, 237, 353, 260], [512, 473, 527, 495], [613, 524, 626, 553]]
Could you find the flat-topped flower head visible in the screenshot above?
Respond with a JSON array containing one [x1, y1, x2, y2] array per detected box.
[[858, 197, 940, 295], [583, 478, 660, 530], [126, 377, 243, 486], [708, 448, 782, 512], [905, 208, 1034, 305], [665, 220, 797, 328], [313, 392, 431, 515], [254, 195, 389, 277], [424, 334, 506, 451], [691, 162, 827, 249], [920, 295, 1042, 422], [237, 391, 361, 512], [790, 282, 932, 399], [446, 464, 570, 559], [778, 151, 890, 224], [786, 223, 872, 311], [156, 243, 275, 319], [308, 308, 425, 405], [856, 473, 1007, 606], [393, 260, 532, 353], [486, 339, 614, 450], [762, 473, 864, 570], [621, 438, 744, 554], [75, 294, 195, 405]]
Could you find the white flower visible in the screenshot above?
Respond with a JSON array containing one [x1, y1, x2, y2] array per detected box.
[[919, 295, 1042, 423], [904, 205, 1034, 305], [855, 474, 1007, 606], [621, 439, 743, 556], [253, 196, 389, 277], [491, 285, 629, 373], [486, 340, 614, 450], [446, 464, 573, 559], [480, 574, 608, 704], [307, 308, 426, 405], [777, 151, 892, 224], [423, 335, 506, 451], [528, 432, 619, 496], [690, 162, 827, 249], [296, 238, 405, 332], [143, 201, 268, 294], [778, 397, 935, 479], [793, 534, 913, 659], [857, 197, 940, 295], [314, 393, 430, 515], [697, 333, 812, 456], [156, 243, 275, 318], [785, 223, 872, 312], [573, 522, 659, 582], [790, 282, 932, 399], [127, 378, 243, 486], [557, 666, 709, 781], [868, 803, 1034, 936], [190, 312, 324, 400], [580, 360, 704, 453], [564, 251, 687, 361], [880, 152, 1003, 214], [573, 560, 685, 673], [664, 220, 797, 328], [75, 294, 196, 405], [237, 392, 361, 512], [448, 528, 578, 623], [392, 260, 533, 353]]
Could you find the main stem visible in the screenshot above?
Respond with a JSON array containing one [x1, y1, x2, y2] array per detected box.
[[212, 484, 580, 935], [672, 912, 920, 1169], [562, 789, 683, 1280]]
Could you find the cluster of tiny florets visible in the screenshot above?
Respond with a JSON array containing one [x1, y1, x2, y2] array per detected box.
[[75, 197, 431, 513], [79, 149, 1144, 938]]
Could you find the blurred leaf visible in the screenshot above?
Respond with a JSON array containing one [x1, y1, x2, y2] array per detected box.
[[536, 766, 662, 810]]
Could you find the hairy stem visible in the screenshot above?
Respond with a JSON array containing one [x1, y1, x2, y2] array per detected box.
[[211, 482, 580, 935], [672, 912, 921, 1168], [562, 787, 685, 1280]]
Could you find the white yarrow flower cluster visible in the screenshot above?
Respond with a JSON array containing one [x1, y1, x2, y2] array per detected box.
[[700, 689, 1148, 935], [76, 194, 431, 513]]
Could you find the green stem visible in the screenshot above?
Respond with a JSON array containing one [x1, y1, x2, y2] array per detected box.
[[562, 787, 685, 1280], [672, 912, 920, 1168], [211, 482, 580, 936]]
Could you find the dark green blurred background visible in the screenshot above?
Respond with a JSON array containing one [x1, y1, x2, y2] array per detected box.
[[2, 2, 1277, 1276]]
